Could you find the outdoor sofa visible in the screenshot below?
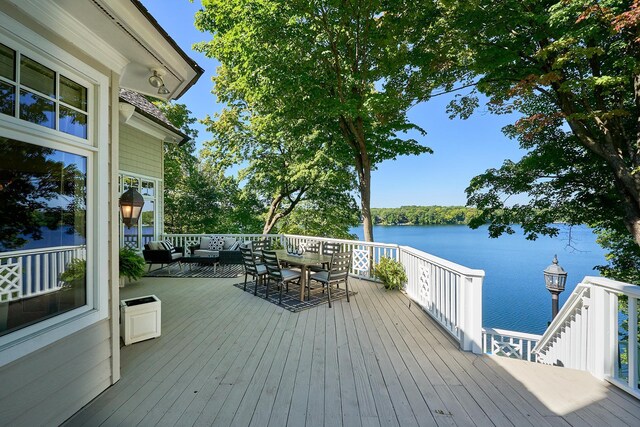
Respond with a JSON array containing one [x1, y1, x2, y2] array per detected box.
[[142, 241, 184, 271], [189, 236, 243, 265]]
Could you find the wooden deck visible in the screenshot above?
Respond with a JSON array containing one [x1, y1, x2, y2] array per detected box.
[[65, 275, 640, 426]]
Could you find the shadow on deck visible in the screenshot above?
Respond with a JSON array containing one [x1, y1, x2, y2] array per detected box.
[[65, 275, 640, 426]]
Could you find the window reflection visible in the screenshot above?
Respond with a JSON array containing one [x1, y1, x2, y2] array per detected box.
[[59, 106, 87, 138], [20, 56, 55, 97], [19, 90, 54, 128], [0, 43, 14, 80], [0, 138, 87, 336], [0, 81, 15, 116], [60, 75, 87, 111]]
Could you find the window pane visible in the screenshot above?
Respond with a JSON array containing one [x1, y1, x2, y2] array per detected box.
[[60, 76, 87, 111], [0, 138, 87, 336], [141, 180, 155, 197], [140, 201, 155, 247], [20, 56, 55, 97], [20, 90, 54, 128], [0, 80, 15, 116], [59, 106, 87, 138], [123, 225, 139, 250], [0, 43, 15, 80], [123, 176, 140, 192]]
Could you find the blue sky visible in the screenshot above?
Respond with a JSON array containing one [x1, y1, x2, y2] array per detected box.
[[142, 0, 527, 208]]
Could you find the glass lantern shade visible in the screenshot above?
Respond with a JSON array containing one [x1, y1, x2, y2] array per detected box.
[[119, 188, 145, 228], [543, 255, 567, 292]]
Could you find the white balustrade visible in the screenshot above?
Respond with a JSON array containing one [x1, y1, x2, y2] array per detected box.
[[0, 245, 86, 300], [399, 245, 485, 353], [534, 276, 640, 399], [482, 327, 541, 362], [162, 234, 281, 252]]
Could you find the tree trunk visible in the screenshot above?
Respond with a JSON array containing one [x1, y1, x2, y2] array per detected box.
[[359, 166, 374, 242]]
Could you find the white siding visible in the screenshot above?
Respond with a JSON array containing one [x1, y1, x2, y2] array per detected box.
[[0, 321, 112, 425], [119, 124, 163, 178]]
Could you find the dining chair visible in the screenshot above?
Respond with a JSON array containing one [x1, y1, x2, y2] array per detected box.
[[308, 251, 352, 308], [240, 246, 268, 295], [262, 250, 301, 304], [309, 241, 342, 274]]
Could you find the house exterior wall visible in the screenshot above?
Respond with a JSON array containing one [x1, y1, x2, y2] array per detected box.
[[0, 7, 118, 426], [119, 124, 163, 179]]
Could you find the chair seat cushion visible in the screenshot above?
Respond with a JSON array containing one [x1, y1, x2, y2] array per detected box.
[[255, 264, 267, 275], [310, 270, 329, 283], [281, 269, 301, 281], [171, 252, 183, 260], [194, 249, 219, 257]]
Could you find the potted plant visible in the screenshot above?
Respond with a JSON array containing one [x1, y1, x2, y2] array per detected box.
[[119, 248, 146, 287], [373, 256, 408, 290], [59, 258, 86, 308]]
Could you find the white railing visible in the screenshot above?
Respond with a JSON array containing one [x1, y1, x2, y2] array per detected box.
[[0, 245, 86, 300], [282, 234, 398, 278], [399, 245, 485, 353], [162, 233, 281, 252], [534, 276, 640, 399], [482, 327, 541, 362]]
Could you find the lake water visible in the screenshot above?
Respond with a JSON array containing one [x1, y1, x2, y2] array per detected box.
[[350, 224, 607, 335]]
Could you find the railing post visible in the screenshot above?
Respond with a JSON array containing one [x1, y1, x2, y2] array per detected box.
[[591, 286, 613, 380], [461, 274, 483, 354]]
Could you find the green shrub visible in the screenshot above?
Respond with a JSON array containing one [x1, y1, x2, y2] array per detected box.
[[119, 248, 146, 281], [373, 256, 407, 290], [60, 258, 86, 284]]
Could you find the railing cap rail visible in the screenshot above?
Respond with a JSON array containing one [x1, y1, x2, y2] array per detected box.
[[282, 234, 399, 249], [0, 245, 86, 258], [399, 245, 485, 278], [582, 276, 640, 297]]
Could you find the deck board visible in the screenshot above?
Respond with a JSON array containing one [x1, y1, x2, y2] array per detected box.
[[65, 276, 640, 427]]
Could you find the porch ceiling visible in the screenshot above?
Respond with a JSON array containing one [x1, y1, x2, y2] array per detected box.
[[65, 276, 640, 426]]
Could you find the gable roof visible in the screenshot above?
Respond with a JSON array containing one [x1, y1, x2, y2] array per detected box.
[[119, 89, 189, 143]]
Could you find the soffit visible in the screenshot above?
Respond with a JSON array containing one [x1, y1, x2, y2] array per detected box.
[[5, 0, 203, 101]]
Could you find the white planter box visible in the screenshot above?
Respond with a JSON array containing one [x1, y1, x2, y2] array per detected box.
[[120, 295, 161, 345]]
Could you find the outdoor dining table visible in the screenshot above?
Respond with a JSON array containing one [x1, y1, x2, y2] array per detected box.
[[274, 250, 332, 301]]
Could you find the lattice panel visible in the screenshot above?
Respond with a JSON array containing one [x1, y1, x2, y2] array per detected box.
[[418, 264, 430, 307], [0, 259, 22, 303], [352, 249, 370, 275], [492, 337, 523, 359]]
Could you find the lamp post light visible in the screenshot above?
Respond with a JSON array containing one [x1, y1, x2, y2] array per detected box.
[[119, 188, 145, 228], [544, 255, 567, 321]]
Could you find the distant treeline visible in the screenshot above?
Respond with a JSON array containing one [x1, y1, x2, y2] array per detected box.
[[371, 206, 479, 225]]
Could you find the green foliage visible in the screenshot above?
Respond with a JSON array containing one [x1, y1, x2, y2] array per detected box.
[[594, 226, 640, 285], [194, 0, 441, 240], [119, 248, 146, 281], [60, 258, 85, 284], [373, 257, 408, 290], [441, 1, 640, 263], [371, 206, 479, 226], [154, 101, 263, 234]]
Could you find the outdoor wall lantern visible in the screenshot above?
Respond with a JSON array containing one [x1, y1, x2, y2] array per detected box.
[[543, 255, 567, 321], [119, 188, 145, 228], [148, 69, 170, 95]]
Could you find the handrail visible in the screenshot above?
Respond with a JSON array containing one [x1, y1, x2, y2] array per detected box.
[[399, 245, 485, 278], [533, 283, 590, 352], [582, 275, 640, 298], [282, 234, 399, 249], [0, 245, 86, 258]]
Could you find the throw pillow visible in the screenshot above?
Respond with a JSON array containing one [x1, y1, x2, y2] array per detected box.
[[200, 236, 212, 250], [223, 237, 237, 250], [208, 236, 224, 251], [164, 239, 175, 252], [228, 241, 240, 251], [148, 241, 161, 250]]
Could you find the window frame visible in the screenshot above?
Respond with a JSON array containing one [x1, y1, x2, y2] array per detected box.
[[0, 20, 109, 367]]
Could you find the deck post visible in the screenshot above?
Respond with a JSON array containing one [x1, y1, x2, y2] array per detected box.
[[591, 285, 613, 380], [461, 274, 483, 354]]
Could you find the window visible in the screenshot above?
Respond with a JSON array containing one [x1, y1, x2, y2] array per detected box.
[[0, 138, 87, 336], [0, 31, 107, 366], [0, 43, 88, 139], [119, 173, 160, 250]]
